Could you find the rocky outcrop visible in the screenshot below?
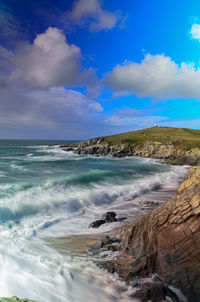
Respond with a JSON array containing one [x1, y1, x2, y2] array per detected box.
[[89, 211, 117, 228], [126, 274, 183, 302], [95, 167, 200, 301], [61, 139, 200, 165]]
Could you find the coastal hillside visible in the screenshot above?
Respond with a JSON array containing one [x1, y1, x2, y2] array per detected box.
[[101, 127, 200, 150], [62, 127, 200, 165]]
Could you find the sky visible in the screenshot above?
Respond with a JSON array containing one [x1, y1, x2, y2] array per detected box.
[[1, 0, 200, 139]]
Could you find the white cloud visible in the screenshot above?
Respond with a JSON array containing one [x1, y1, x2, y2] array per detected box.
[[105, 53, 200, 99], [0, 30, 105, 139], [12, 27, 92, 88], [69, 0, 123, 32], [190, 24, 200, 41]]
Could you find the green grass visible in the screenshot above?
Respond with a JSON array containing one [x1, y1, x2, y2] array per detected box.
[[98, 127, 200, 150], [0, 298, 37, 302]]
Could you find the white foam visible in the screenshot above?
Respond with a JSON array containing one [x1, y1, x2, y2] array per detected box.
[[0, 171, 6, 177], [0, 162, 188, 235], [10, 164, 29, 171], [0, 219, 136, 302], [0, 148, 189, 302]]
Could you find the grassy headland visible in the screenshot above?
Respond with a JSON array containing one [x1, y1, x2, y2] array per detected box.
[[102, 127, 200, 151], [63, 126, 200, 165]]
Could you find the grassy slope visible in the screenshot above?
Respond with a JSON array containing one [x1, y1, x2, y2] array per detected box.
[[100, 127, 200, 150]]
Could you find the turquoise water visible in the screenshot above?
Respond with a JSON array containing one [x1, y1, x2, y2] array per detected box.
[[0, 140, 188, 301]]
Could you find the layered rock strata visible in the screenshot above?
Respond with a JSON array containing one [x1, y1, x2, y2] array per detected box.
[[61, 138, 200, 165], [95, 167, 200, 301]]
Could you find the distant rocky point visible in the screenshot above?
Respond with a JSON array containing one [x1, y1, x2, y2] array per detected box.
[[61, 127, 200, 165]]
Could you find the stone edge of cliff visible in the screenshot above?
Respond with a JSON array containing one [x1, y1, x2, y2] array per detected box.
[[91, 166, 200, 302], [61, 138, 200, 165]]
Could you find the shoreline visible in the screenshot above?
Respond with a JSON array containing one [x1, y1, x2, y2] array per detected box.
[[60, 138, 200, 166], [46, 150, 190, 301], [60, 142, 196, 301], [91, 166, 200, 302], [0, 138, 194, 302]]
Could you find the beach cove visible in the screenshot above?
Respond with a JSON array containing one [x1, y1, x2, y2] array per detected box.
[[0, 136, 190, 302]]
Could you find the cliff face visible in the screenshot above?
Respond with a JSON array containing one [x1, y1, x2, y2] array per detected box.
[[97, 167, 200, 301], [62, 139, 200, 165]]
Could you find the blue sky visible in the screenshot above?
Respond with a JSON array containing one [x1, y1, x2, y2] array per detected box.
[[1, 0, 200, 139]]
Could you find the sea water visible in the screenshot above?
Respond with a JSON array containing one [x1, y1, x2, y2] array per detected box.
[[0, 140, 189, 302]]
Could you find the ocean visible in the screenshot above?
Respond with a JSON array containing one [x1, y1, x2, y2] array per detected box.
[[0, 140, 189, 301]]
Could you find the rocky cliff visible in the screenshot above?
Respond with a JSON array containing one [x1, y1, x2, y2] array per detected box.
[[94, 167, 200, 301], [62, 138, 200, 165]]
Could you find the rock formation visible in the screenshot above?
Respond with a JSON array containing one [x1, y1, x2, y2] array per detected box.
[[61, 139, 200, 165], [95, 167, 200, 301], [89, 211, 117, 228]]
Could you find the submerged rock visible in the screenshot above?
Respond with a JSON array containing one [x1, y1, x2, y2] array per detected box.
[[89, 212, 117, 228], [0, 297, 37, 302]]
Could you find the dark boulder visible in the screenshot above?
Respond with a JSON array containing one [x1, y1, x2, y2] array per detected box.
[[129, 276, 182, 302], [89, 219, 105, 228], [89, 212, 117, 228], [102, 211, 117, 222]]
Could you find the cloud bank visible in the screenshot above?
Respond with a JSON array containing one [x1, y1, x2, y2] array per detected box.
[[105, 53, 200, 99], [0, 82, 103, 138], [0, 27, 104, 139]]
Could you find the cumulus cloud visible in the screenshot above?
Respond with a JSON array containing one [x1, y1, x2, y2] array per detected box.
[[105, 53, 200, 99], [69, 0, 124, 31], [11, 27, 94, 88], [0, 37, 104, 139], [190, 24, 200, 41]]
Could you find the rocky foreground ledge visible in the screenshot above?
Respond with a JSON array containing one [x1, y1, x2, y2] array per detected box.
[[61, 137, 200, 165], [92, 166, 200, 302]]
